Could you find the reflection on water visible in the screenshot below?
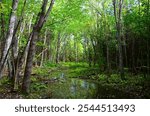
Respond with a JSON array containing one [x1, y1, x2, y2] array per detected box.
[[69, 79, 97, 98], [48, 77, 98, 99], [47, 73, 131, 99], [70, 79, 77, 94]]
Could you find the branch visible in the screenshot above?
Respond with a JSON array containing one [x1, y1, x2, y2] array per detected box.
[[113, 0, 118, 25], [44, 0, 55, 20], [90, 3, 102, 16]]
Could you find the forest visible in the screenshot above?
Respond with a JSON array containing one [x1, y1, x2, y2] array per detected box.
[[0, 0, 149, 99]]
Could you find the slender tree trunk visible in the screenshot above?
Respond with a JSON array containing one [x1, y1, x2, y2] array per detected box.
[[147, 0, 150, 76], [132, 37, 135, 73], [103, 3, 111, 78], [13, 19, 26, 90], [56, 32, 61, 64], [12, 35, 20, 90], [90, 37, 97, 66], [115, 48, 118, 68], [83, 37, 88, 62], [0, 1, 4, 33], [87, 39, 92, 67], [13, 33, 31, 90], [22, 0, 55, 94], [16, 14, 32, 70], [12, 36, 18, 80], [74, 39, 78, 62], [47, 32, 52, 61], [12, 0, 26, 88], [0, 0, 19, 78], [147, 41, 150, 77], [123, 33, 128, 67], [7, 55, 13, 80], [106, 40, 111, 78], [62, 36, 67, 62], [22, 31, 38, 93], [0, 8, 5, 55], [118, 37, 124, 79], [113, 0, 125, 79], [40, 30, 47, 67]]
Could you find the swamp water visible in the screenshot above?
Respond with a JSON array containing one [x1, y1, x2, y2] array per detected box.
[[47, 73, 131, 99]]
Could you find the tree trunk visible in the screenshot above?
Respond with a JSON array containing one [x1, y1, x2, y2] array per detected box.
[[40, 29, 47, 67], [0, 1, 5, 38], [106, 41, 111, 78], [83, 37, 88, 62], [47, 32, 52, 61], [87, 39, 92, 67], [22, 31, 38, 93], [132, 37, 135, 73], [12, 0, 27, 89], [90, 37, 97, 66], [147, 0, 150, 76], [113, 0, 125, 79], [12, 36, 19, 85], [123, 34, 128, 68], [74, 39, 78, 63], [0, 0, 19, 78], [56, 32, 61, 64], [0, 10, 5, 55], [62, 35, 68, 62], [7, 55, 13, 80], [22, 0, 55, 94], [13, 20, 27, 90]]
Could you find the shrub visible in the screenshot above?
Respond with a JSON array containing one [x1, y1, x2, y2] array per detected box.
[[31, 83, 47, 91], [98, 74, 107, 81]]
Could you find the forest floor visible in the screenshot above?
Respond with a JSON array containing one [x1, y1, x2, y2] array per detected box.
[[0, 62, 150, 99]]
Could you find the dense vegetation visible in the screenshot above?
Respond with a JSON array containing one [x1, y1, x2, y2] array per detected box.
[[0, 0, 149, 98]]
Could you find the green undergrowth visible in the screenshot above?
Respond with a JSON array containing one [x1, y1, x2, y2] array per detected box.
[[32, 62, 99, 79], [95, 73, 150, 98], [0, 62, 150, 98], [30, 62, 150, 98]]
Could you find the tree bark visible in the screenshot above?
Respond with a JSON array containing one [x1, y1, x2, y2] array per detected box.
[[0, 2, 5, 55], [56, 32, 61, 64], [90, 37, 97, 66], [113, 0, 125, 79], [0, 0, 19, 78], [22, 0, 55, 94], [22, 31, 38, 93], [106, 39, 111, 78], [0, 21, 4, 59], [40, 29, 47, 67]]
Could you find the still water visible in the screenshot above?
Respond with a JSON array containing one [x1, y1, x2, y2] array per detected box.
[[47, 74, 131, 99]]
